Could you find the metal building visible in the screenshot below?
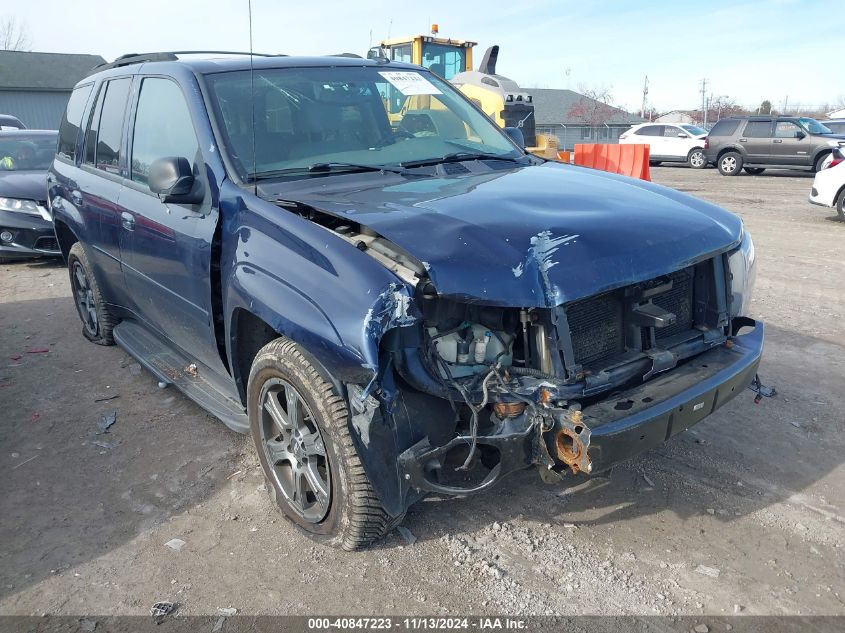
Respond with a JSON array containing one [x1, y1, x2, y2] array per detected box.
[[0, 51, 105, 130]]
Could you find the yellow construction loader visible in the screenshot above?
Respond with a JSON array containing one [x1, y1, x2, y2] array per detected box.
[[367, 31, 558, 159]]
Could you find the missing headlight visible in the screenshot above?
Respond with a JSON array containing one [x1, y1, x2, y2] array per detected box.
[[728, 230, 756, 318]]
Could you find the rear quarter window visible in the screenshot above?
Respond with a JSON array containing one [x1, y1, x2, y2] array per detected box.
[[708, 119, 740, 137], [634, 125, 663, 136]]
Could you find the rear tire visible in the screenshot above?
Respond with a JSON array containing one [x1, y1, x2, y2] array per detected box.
[[688, 149, 706, 169], [743, 167, 765, 175], [248, 337, 400, 550], [718, 151, 743, 176], [67, 242, 115, 345], [836, 189, 845, 222]]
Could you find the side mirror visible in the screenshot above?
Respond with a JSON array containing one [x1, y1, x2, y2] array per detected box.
[[149, 156, 202, 204], [503, 126, 525, 149], [795, 130, 806, 140]]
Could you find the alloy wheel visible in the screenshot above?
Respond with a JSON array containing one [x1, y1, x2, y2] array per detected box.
[[721, 156, 737, 172], [690, 151, 705, 168], [71, 261, 98, 337], [259, 378, 330, 522]]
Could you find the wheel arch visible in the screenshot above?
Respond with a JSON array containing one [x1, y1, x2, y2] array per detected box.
[[717, 145, 744, 160], [228, 304, 353, 407]]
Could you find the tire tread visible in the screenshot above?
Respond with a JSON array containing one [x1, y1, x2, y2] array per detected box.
[[252, 337, 401, 550]]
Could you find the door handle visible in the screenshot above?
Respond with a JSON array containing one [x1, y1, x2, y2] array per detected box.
[[70, 190, 84, 206], [121, 212, 136, 231], [773, 139, 783, 143], [738, 138, 747, 142]]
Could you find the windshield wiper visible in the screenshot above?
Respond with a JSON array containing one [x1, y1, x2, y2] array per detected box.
[[307, 162, 409, 174], [400, 152, 525, 169], [251, 162, 410, 181]]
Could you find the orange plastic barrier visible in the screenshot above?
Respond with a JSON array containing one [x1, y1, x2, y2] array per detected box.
[[557, 150, 571, 163], [573, 144, 651, 181]]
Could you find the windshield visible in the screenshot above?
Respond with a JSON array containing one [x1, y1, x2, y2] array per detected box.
[[681, 125, 707, 136], [205, 66, 520, 182], [420, 43, 466, 80], [798, 117, 832, 135], [0, 133, 57, 171]]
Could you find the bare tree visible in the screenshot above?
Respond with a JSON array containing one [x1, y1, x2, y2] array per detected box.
[[566, 85, 620, 126], [0, 16, 31, 51], [706, 96, 745, 123]]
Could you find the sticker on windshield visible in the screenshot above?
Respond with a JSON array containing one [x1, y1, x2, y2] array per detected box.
[[378, 71, 442, 96]]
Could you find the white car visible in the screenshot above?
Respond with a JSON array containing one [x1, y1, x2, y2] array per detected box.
[[619, 123, 708, 168], [809, 148, 845, 220]]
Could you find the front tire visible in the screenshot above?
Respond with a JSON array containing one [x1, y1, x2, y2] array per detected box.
[[247, 337, 399, 550], [743, 167, 765, 175], [649, 160, 661, 167], [67, 242, 114, 345], [836, 188, 845, 222], [688, 149, 706, 169], [815, 152, 832, 173], [718, 151, 743, 176]]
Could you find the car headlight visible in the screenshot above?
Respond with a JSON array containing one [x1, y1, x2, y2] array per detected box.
[[728, 229, 756, 318], [0, 197, 52, 221]]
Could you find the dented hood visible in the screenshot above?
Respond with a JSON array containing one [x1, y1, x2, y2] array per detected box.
[[264, 162, 743, 307]]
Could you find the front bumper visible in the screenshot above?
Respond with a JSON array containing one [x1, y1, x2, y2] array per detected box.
[[0, 210, 60, 260], [399, 318, 764, 494]]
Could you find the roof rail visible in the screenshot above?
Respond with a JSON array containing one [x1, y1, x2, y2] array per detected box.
[[330, 53, 363, 58], [93, 50, 284, 72]]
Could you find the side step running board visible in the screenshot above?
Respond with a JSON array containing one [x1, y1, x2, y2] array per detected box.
[[113, 321, 249, 433]]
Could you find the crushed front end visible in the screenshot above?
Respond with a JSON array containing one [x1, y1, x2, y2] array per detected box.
[[295, 202, 761, 514], [380, 240, 762, 499]]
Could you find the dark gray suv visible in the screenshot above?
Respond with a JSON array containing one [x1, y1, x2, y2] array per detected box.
[[704, 116, 845, 176]]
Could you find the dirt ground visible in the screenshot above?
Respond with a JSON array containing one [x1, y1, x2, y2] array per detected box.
[[1, 166, 843, 621]]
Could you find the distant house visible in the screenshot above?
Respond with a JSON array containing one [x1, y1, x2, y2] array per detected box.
[[530, 88, 645, 150], [0, 51, 106, 130], [655, 110, 697, 125]]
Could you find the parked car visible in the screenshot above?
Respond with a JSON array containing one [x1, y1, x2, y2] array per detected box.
[[0, 114, 26, 130], [619, 123, 707, 168], [50, 53, 763, 549], [705, 116, 845, 176], [822, 119, 845, 134], [0, 130, 61, 262], [809, 147, 845, 220]]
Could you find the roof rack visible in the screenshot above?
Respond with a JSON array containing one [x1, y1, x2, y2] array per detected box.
[[93, 50, 285, 71]]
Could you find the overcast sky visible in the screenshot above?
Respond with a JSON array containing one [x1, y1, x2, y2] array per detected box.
[[7, 0, 844, 113]]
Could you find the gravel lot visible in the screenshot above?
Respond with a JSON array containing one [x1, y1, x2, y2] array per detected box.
[[1, 166, 843, 621]]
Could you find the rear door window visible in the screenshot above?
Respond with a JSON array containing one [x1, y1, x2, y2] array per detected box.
[[663, 126, 684, 137], [743, 120, 773, 138], [57, 84, 93, 162], [130, 77, 199, 186], [83, 77, 131, 174]]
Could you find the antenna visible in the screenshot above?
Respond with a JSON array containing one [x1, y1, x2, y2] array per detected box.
[[248, 0, 257, 193]]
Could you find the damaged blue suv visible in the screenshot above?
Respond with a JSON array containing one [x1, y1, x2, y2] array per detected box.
[[49, 52, 763, 549]]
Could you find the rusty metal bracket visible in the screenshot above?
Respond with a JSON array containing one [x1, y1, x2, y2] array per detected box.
[[553, 409, 593, 474]]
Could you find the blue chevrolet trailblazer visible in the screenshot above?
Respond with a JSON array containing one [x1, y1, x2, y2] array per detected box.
[[48, 52, 762, 549]]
